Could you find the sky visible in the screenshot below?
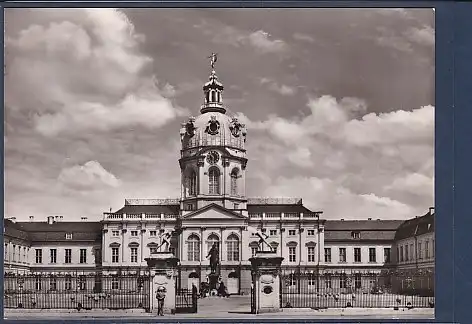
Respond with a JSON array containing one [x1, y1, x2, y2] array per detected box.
[[4, 8, 435, 221]]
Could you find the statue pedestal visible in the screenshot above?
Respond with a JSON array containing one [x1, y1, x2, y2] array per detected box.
[[208, 272, 220, 292], [249, 251, 284, 314], [145, 252, 179, 315]]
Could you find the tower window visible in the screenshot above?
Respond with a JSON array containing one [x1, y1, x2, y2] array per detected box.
[[189, 170, 197, 196], [211, 91, 216, 102], [230, 168, 239, 196], [209, 167, 220, 195]]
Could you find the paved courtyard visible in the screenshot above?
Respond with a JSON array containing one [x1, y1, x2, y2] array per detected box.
[[5, 295, 434, 320]]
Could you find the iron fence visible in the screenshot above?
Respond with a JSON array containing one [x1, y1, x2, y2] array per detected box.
[[175, 288, 198, 314], [4, 272, 150, 310], [279, 270, 435, 309]]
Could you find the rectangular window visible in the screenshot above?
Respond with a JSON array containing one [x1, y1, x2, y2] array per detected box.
[[149, 230, 157, 237], [35, 249, 42, 264], [112, 230, 120, 237], [354, 273, 362, 289], [325, 274, 332, 288], [65, 275, 72, 290], [308, 274, 316, 286], [50, 249, 57, 264], [307, 229, 315, 236], [111, 248, 119, 263], [324, 248, 332, 263], [432, 239, 434, 257], [169, 247, 176, 256], [35, 276, 42, 290], [269, 229, 277, 236], [187, 241, 200, 262], [369, 248, 377, 263], [251, 247, 258, 256], [307, 246, 316, 262], [384, 248, 391, 263], [150, 247, 157, 254], [233, 203, 239, 210], [288, 229, 296, 236], [49, 276, 57, 291], [339, 273, 347, 289], [112, 276, 119, 290], [227, 241, 239, 261], [12, 245, 16, 262], [405, 244, 409, 261], [354, 248, 361, 263], [4, 243, 8, 261], [78, 275, 86, 290], [80, 249, 87, 264], [23, 247, 27, 263], [339, 248, 346, 263], [65, 233, 73, 240], [130, 247, 138, 263], [130, 231, 138, 237], [351, 231, 361, 239], [288, 247, 296, 262], [418, 242, 423, 259], [409, 244, 414, 261], [400, 246, 404, 262], [65, 249, 72, 264], [425, 240, 430, 258]]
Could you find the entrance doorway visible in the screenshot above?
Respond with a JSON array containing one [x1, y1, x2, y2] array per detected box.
[[227, 271, 239, 294]]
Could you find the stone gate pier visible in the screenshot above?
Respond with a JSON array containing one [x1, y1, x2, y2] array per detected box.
[[145, 252, 179, 314], [249, 251, 284, 314]]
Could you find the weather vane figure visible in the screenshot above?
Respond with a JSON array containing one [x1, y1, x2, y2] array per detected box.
[[208, 52, 218, 70]]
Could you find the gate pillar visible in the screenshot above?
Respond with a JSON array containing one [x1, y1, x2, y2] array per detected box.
[[249, 251, 284, 314], [145, 252, 179, 314]]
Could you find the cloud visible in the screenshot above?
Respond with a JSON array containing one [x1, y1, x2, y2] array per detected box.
[[259, 77, 296, 96], [293, 33, 315, 43], [58, 161, 121, 191], [405, 25, 435, 47], [241, 95, 434, 219], [247, 30, 287, 53], [5, 9, 185, 137]]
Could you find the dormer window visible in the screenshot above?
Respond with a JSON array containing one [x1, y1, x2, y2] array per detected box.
[[351, 231, 361, 239], [65, 233, 73, 240]]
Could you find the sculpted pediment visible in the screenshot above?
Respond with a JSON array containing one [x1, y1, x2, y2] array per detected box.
[[182, 203, 246, 221]]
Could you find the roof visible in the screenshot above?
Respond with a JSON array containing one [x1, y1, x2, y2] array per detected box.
[[13, 221, 103, 243], [4, 219, 30, 241], [115, 204, 180, 215], [247, 204, 313, 214], [325, 230, 397, 242], [324, 220, 404, 231], [323, 220, 404, 242], [394, 211, 434, 240]]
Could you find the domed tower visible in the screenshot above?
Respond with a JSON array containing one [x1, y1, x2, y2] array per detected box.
[[179, 54, 248, 215]]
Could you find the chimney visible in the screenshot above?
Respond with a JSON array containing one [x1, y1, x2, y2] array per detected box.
[[29, 216, 34, 222], [81, 217, 88, 222], [429, 207, 435, 214], [367, 218, 372, 220], [47, 216, 55, 225]]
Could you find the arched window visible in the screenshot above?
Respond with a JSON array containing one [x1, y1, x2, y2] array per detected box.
[[188, 169, 197, 196], [209, 167, 220, 195], [230, 168, 239, 196], [207, 234, 220, 255], [187, 234, 200, 262], [212, 91, 216, 102], [226, 234, 239, 261]]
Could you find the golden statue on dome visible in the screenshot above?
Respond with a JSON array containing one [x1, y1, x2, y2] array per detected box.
[[208, 52, 218, 70]]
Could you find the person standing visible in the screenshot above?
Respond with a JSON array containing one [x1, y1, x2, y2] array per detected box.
[[156, 286, 166, 316]]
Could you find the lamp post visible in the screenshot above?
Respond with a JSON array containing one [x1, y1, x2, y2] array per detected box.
[[314, 211, 323, 293]]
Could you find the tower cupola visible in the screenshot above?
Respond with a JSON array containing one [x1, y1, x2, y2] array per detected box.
[[201, 53, 226, 114]]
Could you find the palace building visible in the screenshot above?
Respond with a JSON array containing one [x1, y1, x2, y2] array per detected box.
[[4, 64, 434, 295]]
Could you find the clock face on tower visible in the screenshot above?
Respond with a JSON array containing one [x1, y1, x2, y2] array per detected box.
[[206, 151, 220, 165]]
